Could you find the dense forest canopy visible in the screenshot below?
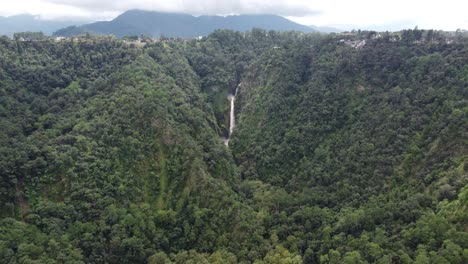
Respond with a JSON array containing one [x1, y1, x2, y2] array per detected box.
[[0, 29, 467, 263]]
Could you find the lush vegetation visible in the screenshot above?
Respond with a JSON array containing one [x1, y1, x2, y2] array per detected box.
[[0, 29, 467, 263]]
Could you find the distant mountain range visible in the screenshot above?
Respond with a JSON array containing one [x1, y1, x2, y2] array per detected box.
[[0, 14, 85, 37], [308, 25, 343, 33], [0, 11, 344, 38], [53, 10, 316, 38]]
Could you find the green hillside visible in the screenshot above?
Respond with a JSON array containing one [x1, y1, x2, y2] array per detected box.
[[0, 29, 467, 263]]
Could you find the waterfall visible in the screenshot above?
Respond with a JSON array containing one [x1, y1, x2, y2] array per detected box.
[[224, 83, 241, 146], [228, 94, 235, 136]]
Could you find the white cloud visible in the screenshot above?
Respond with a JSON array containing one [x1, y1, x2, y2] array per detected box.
[[43, 0, 320, 17], [0, 0, 118, 21], [287, 0, 468, 31], [0, 0, 467, 30]]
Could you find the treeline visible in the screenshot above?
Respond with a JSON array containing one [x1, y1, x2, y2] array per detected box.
[[0, 30, 467, 263]]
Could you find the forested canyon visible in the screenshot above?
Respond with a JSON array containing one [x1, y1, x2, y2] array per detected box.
[[0, 29, 467, 263]]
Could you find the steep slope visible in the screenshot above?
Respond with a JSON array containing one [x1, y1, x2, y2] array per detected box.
[[229, 31, 468, 262], [53, 10, 314, 38], [0, 36, 265, 263], [179, 29, 468, 262]]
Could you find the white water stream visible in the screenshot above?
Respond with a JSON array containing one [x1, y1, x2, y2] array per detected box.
[[224, 83, 241, 146]]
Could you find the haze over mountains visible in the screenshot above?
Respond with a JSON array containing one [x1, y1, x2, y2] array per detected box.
[[0, 14, 86, 37]]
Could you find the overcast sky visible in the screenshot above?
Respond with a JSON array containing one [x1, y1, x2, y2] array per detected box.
[[0, 0, 467, 31]]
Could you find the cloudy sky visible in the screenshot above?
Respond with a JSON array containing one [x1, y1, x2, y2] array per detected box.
[[0, 0, 467, 31]]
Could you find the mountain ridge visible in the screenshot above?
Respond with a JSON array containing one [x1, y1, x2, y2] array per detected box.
[[53, 9, 315, 38]]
